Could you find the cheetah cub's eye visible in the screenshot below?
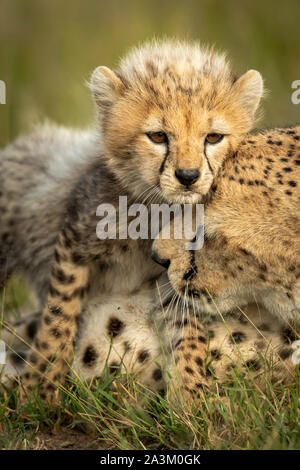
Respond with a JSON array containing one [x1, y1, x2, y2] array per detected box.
[[205, 133, 224, 144], [147, 132, 168, 144]]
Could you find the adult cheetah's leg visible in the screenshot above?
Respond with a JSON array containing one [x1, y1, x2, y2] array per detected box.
[[21, 229, 90, 400]]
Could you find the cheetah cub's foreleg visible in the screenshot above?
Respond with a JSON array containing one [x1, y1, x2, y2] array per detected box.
[[162, 315, 209, 401], [21, 230, 90, 401]]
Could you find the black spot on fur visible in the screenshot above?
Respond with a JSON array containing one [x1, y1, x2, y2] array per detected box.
[[64, 328, 71, 338], [107, 317, 125, 337], [183, 267, 197, 281], [205, 366, 215, 377], [175, 319, 188, 328], [50, 328, 62, 338], [195, 356, 203, 367], [82, 345, 98, 366], [39, 362, 47, 373], [281, 327, 298, 344], [197, 335, 207, 343], [238, 315, 248, 325], [46, 383, 56, 391], [258, 323, 270, 332], [72, 285, 89, 299], [52, 267, 75, 285], [71, 252, 86, 265], [10, 351, 27, 365], [174, 338, 183, 348], [187, 288, 200, 298], [27, 319, 38, 340], [207, 330, 215, 340], [109, 361, 119, 374], [210, 349, 221, 360], [259, 263, 267, 272], [48, 305, 63, 316], [30, 353, 38, 364], [138, 350, 150, 363], [152, 368, 162, 381], [195, 382, 205, 390], [230, 331, 246, 344], [245, 359, 261, 371], [54, 249, 61, 263], [279, 348, 293, 360]]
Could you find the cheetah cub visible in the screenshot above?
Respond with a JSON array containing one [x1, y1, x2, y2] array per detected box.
[[0, 40, 263, 398], [152, 126, 300, 395]]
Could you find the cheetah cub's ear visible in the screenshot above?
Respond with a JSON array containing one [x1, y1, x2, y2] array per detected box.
[[89, 66, 125, 110], [233, 70, 264, 119]]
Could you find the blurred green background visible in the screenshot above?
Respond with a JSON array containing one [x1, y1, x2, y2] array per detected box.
[[0, 0, 299, 148]]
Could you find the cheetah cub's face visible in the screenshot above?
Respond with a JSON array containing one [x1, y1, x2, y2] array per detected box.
[[89, 41, 263, 203]]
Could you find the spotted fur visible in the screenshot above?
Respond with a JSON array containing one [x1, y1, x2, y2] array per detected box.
[[2, 293, 298, 398]]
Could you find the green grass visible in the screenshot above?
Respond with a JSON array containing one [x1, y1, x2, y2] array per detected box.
[[0, 0, 300, 450], [0, 362, 299, 450], [1, 276, 33, 314], [1, 279, 299, 450]]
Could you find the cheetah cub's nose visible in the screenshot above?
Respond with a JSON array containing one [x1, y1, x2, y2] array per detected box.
[[151, 249, 170, 269], [175, 169, 200, 186]]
